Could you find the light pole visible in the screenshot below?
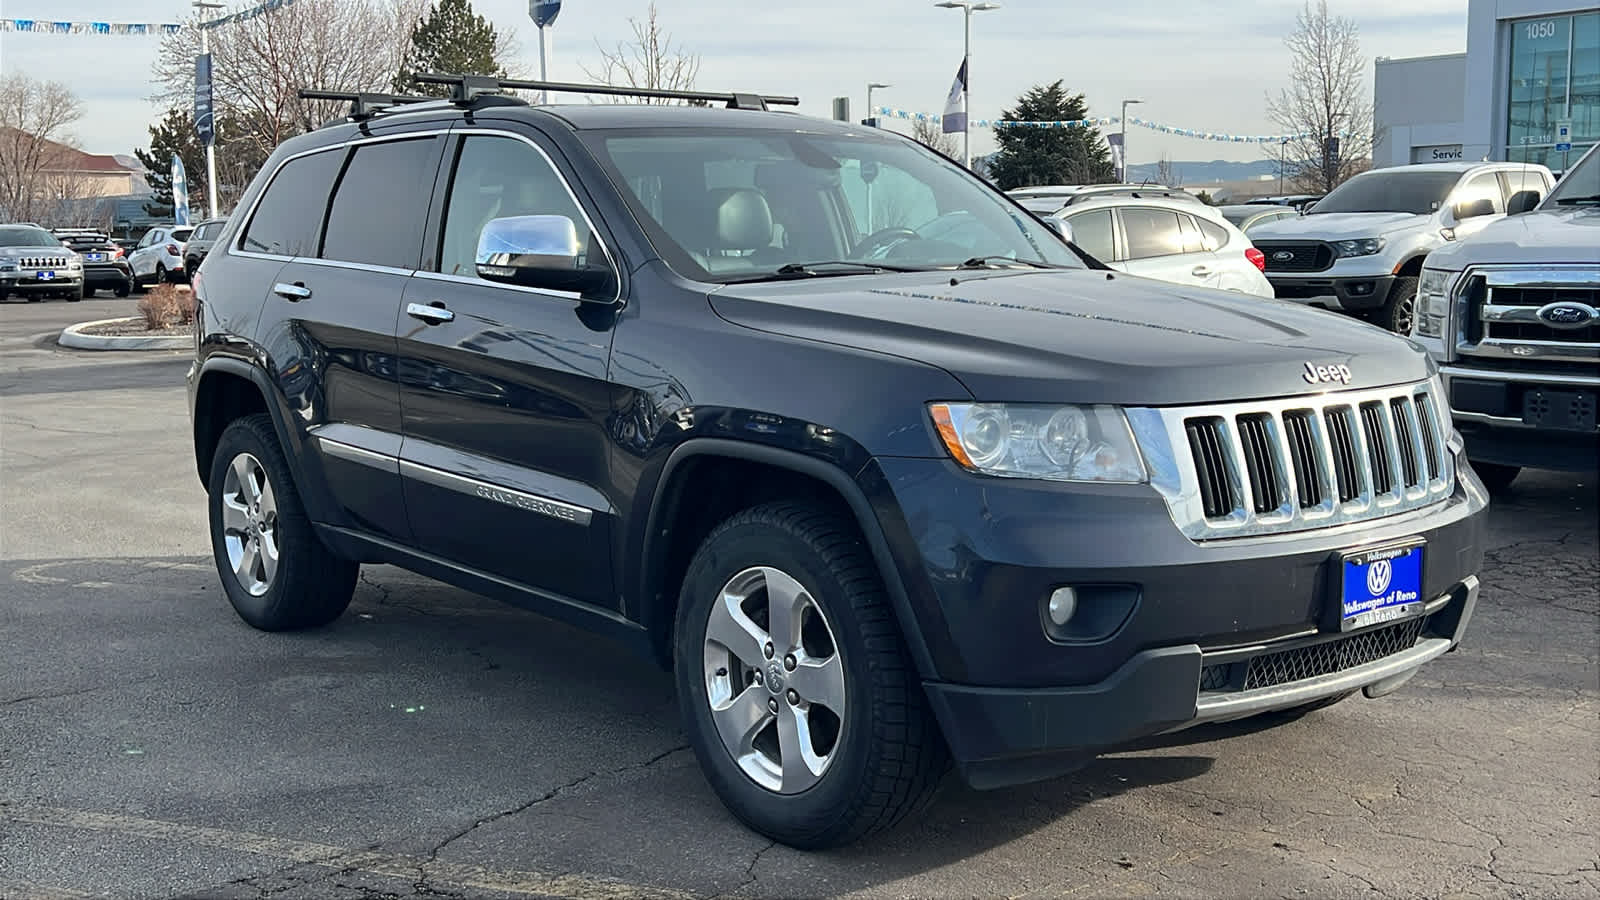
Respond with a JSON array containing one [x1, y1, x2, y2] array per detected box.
[[1120, 98, 1142, 184], [866, 82, 890, 122], [195, 0, 223, 219], [934, 0, 999, 170]]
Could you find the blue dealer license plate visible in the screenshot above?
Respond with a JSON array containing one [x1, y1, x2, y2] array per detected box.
[[37, 270, 55, 280], [1339, 543, 1424, 631]]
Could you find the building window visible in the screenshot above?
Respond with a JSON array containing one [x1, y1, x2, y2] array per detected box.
[[1506, 12, 1599, 171]]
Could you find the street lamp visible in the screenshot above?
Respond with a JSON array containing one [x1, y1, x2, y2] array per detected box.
[[195, 0, 224, 219], [1120, 98, 1142, 184], [866, 82, 891, 122], [934, 0, 1000, 170]]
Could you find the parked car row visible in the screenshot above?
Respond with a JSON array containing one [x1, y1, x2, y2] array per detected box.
[[0, 216, 230, 302]]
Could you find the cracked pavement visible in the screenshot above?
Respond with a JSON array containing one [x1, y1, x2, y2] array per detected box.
[[2, 300, 1596, 898]]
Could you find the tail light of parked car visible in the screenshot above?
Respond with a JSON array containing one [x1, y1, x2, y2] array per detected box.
[[166, 243, 181, 256], [1245, 247, 1266, 272]]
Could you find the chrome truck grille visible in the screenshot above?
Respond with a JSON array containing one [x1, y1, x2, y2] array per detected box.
[[1458, 267, 1600, 362], [1128, 381, 1455, 540], [17, 256, 70, 268]]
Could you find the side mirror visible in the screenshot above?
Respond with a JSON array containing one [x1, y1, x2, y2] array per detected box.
[[475, 215, 614, 300], [1452, 197, 1496, 221], [1041, 217, 1074, 244], [1507, 190, 1541, 215]]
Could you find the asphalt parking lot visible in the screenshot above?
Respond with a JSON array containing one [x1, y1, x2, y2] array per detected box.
[[2, 299, 1596, 900]]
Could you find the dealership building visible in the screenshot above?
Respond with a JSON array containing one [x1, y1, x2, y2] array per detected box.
[[1374, 1, 1598, 171]]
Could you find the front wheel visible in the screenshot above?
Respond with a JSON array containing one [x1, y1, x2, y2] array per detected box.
[[208, 414, 358, 630], [675, 502, 947, 849], [1376, 275, 1419, 334]]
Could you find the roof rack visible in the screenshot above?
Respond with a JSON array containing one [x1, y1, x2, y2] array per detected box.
[[297, 89, 434, 121], [412, 73, 799, 111]]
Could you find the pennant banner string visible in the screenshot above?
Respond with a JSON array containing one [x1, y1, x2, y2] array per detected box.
[[873, 107, 1343, 145], [2, 1, 300, 35]]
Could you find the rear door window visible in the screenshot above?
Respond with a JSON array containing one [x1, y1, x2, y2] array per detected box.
[[1119, 208, 1186, 259], [239, 150, 343, 258], [322, 138, 441, 269]]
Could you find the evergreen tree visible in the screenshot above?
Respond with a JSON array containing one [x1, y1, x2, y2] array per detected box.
[[394, 0, 504, 98], [987, 82, 1114, 191], [134, 108, 208, 216]]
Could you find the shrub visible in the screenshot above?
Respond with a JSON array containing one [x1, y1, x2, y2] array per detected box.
[[173, 286, 197, 325], [135, 285, 180, 331]]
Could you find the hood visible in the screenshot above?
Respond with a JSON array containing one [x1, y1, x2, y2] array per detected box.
[[709, 270, 1432, 406], [0, 244, 73, 255], [1249, 211, 1431, 241], [1427, 206, 1600, 270]]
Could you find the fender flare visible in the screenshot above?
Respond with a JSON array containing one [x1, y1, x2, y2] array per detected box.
[[638, 438, 939, 680], [192, 354, 329, 521]]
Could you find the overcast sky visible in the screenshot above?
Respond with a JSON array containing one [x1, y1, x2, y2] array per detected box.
[[2, 0, 1467, 164]]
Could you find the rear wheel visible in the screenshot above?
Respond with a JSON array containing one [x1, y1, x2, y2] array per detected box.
[[675, 501, 947, 849], [1376, 275, 1419, 334], [155, 263, 169, 285], [1473, 462, 1521, 494], [114, 279, 131, 298], [208, 414, 358, 631]]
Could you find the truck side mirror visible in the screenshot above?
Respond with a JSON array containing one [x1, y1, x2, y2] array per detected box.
[[1506, 190, 1541, 215], [1452, 197, 1497, 220]]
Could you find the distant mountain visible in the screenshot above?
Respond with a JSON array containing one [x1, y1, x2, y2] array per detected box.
[[1127, 159, 1279, 184]]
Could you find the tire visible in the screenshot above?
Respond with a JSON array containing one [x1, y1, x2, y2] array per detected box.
[[114, 280, 130, 298], [67, 283, 83, 302], [1376, 275, 1419, 335], [207, 413, 359, 631], [675, 501, 947, 849], [155, 263, 169, 285], [1473, 462, 1521, 494]]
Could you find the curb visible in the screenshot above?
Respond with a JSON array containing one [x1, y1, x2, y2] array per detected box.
[[59, 317, 191, 351]]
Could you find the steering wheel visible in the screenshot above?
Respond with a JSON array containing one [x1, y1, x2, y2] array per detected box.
[[852, 227, 920, 259]]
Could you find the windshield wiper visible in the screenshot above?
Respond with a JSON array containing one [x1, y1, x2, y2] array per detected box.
[[776, 260, 922, 275], [955, 255, 1069, 270], [1553, 194, 1600, 205]]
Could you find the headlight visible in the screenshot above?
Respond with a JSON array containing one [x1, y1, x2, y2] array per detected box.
[[1332, 237, 1385, 258], [929, 403, 1146, 483], [1415, 268, 1457, 338]]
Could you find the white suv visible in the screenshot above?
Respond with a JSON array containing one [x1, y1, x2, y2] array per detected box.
[[1032, 195, 1274, 298], [1249, 162, 1553, 333], [129, 224, 195, 287]]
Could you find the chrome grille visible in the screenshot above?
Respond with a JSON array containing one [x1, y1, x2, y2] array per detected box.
[[18, 256, 69, 268], [1457, 267, 1600, 365], [1130, 381, 1455, 540]]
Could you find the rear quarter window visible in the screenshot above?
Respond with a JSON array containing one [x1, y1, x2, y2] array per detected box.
[[239, 150, 344, 257]]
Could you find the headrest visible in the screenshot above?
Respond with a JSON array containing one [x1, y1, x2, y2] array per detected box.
[[708, 188, 773, 250]]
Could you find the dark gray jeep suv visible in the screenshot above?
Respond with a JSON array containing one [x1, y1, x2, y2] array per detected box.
[[187, 76, 1488, 849]]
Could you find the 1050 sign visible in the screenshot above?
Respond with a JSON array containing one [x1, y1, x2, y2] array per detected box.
[[1524, 19, 1559, 40]]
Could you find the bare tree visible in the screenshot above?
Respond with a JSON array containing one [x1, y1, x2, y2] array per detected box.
[[910, 118, 960, 158], [1267, 0, 1375, 193], [152, 0, 428, 182], [0, 72, 86, 224], [1154, 153, 1181, 187], [581, 3, 701, 102]]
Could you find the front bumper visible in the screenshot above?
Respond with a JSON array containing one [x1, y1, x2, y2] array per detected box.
[[862, 451, 1487, 788], [0, 272, 83, 293], [1267, 273, 1395, 311], [1444, 364, 1600, 470]]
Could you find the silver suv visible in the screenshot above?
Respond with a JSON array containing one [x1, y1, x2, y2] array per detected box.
[[1250, 162, 1554, 333]]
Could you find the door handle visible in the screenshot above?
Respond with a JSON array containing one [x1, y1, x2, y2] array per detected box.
[[273, 282, 311, 301], [406, 301, 455, 325], [1190, 266, 1212, 277]]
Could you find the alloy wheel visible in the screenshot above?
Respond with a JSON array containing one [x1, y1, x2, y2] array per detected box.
[[702, 565, 847, 794], [219, 452, 280, 596]]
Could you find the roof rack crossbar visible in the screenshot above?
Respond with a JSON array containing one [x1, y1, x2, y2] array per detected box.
[[413, 73, 799, 111], [297, 89, 433, 120]]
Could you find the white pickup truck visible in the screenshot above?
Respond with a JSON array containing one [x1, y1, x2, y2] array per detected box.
[[1250, 161, 1554, 334], [1409, 143, 1599, 491]]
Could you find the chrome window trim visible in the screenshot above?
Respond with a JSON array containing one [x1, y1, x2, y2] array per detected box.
[[1130, 380, 1455, 541]]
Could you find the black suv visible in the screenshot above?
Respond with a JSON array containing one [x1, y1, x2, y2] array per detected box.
[[53, 229, 134, 297], [188, 77, 1488, 849], [184, 218, 228, 274]]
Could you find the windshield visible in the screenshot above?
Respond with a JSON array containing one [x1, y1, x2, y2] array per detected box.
[[1542, 145, 1600, 207], [0, 226, 61, 247], [584, 129, 1082, 282], [1309, 170, 1461, 215]]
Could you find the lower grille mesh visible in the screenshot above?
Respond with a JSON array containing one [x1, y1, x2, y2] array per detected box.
[[1241, 618, 1426, 691]]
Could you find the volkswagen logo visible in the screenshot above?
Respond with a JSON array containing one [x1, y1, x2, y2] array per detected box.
[[1366, 558, 1393, 597], [1272, 250, 1295, 261], [1535, 301, 1600, 330]]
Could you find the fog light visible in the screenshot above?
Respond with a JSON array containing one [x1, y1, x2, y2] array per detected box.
[[1046, 587, 1077, 626]]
